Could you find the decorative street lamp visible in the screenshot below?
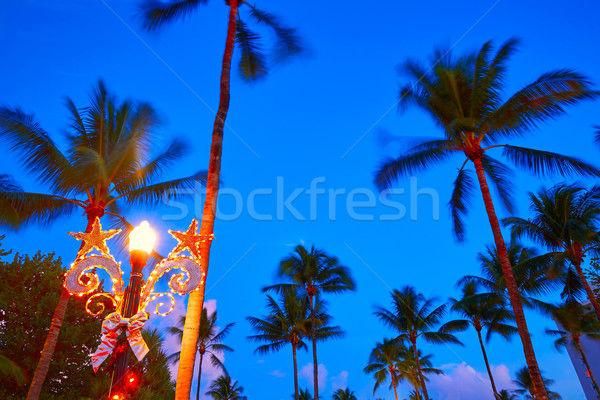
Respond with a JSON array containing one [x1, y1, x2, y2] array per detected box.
[[64, 218, 210, 394]]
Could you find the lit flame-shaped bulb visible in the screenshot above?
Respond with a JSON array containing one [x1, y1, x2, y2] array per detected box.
[[129, 221, 157, 254]]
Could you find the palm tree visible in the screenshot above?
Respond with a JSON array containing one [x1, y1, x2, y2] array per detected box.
[[332, 388, 358, 400], [205, 375, 247, 400], [497, 390, 518, 400], [396, 345, 443, 400], [265, 245, 356, 400], [364, 338, 405, 400], [513, 367, 561, 399], [374, 39, 599, 399], [0, 81, 205, 400], [504, 184, 600, 321], [440, 281, 517, 397], [139, 2, 303, 397], [460, 241, 571, 307], [374, 286, 462, 400], [167, 308, 234, 400], [296, 388, 313, 400], [546, 301, 600, 396]]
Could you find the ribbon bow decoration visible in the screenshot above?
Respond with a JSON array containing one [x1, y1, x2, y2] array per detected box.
[[91, 311, 150, 372]]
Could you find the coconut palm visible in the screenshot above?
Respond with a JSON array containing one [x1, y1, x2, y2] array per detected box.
[[248, 290, 342, 400], [513, 367, 561, 399], [504, 184, 600, 321], [497, 390, 518, 400], [264, 245, 356, 400], [364, 338, 405, 400], [374, 39, 599, 399], [395, 345, 443, 400], [374, 286, 461, 400], [440, 281, 517, 397], [205, 375, 247, 400], [167, 308, 234, 400], [332, 388, 357, 400], [546, 301, 600, 396], [139, 2, 303, 397], [0, 81, 205, 400], [296, 388, 313, 400]]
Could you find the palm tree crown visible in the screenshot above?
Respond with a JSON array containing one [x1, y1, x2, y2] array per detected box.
[[513, 367, 561, 400], [0, 80, 205, 231], [205, 375, 247, 400], [332, 388, 358, 400], [140, 0, 304, 81]]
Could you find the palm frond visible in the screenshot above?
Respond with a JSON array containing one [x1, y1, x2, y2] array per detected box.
[[0, 190, 80, 229], [480, 154, 516, 214], [235, 18, 268, 81], [502, 145, 600, 178], [449, 167, 475, 241], [139, 0, 209, 31], [118, 170, 207, 205], [245, 4, 304, 64]]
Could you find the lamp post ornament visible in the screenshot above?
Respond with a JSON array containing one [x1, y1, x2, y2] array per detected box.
[[64, 218, 210, 392]]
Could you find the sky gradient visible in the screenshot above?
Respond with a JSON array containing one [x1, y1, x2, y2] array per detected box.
[[2, 0, 600, 399]]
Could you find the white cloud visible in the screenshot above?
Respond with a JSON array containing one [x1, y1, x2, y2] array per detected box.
[[299, 363, 328, 391], [428, 362, 515, 400], [331, 370, 349, 390], [269, 369, 287, 378]]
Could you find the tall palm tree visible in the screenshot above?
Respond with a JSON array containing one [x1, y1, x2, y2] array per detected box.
[[440, 281, 517, 397], [265, 245, 356, 400], [374, 39, 599, 399], [0, 81, 205, 400], [504, 184, 600, 321], [374, 286, 461, 400], [332, 388, 358, 400], [546, 301, 600, 396], [248, 290, 342, 400], [139, 3, 303, 397], [512, 367, 561, 399], [167, 308, 234, 400], [364, 338, 405, 400], [205, 375, 247, 400], [395, 345, 443, 400]]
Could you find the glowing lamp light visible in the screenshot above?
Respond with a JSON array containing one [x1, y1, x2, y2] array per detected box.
[[129, 221, 157, 254]]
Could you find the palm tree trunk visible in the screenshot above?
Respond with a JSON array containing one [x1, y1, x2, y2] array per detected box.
[[174, 1, 239, 399], [412, 340, 430, 400], [390, 371, 399, 400], [574, 259, 600, 322], [574, 339, 600, 397], [27, 214, 99, 400], [476, 328, 498, 397], [196, 352, 204, 400], [310, 293, 319, 400], [472, 157, 548, 400], [293, 344, 299, 400]]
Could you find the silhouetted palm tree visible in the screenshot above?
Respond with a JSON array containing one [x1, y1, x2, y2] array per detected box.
[[167, 308, 234, 400], [546, 301, 600, 396], [395, 345, 443, 400], [0, 81, 204, 400], [513, 367, 561, 399], [374, 39, 599, 399], [505, 184, 600, 321], [265, 245, 355, 399], [139, 2, 303, 397], [205, 375, 247, 400], [497, 390, 518, 400], [441, 281, 517, 397], [364, 338, 405, 400], [332, 388, 357, 400], [374, 286, 461, 400], [296, 388, 313, 400]]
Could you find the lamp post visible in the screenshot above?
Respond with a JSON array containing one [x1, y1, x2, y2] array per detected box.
[[112, 221, 157, 393], [64, 218, 207, 398]]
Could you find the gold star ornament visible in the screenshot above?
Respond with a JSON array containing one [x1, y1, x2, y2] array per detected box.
[[168, 219, 213, 260], [69, 217, 121, 259]]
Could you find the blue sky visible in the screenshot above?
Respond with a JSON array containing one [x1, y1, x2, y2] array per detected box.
[[2, 0, 600, 399]]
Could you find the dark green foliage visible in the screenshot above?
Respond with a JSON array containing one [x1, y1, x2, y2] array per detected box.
[[205, 375, 246, 400], [0, 247, 105, 399]]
